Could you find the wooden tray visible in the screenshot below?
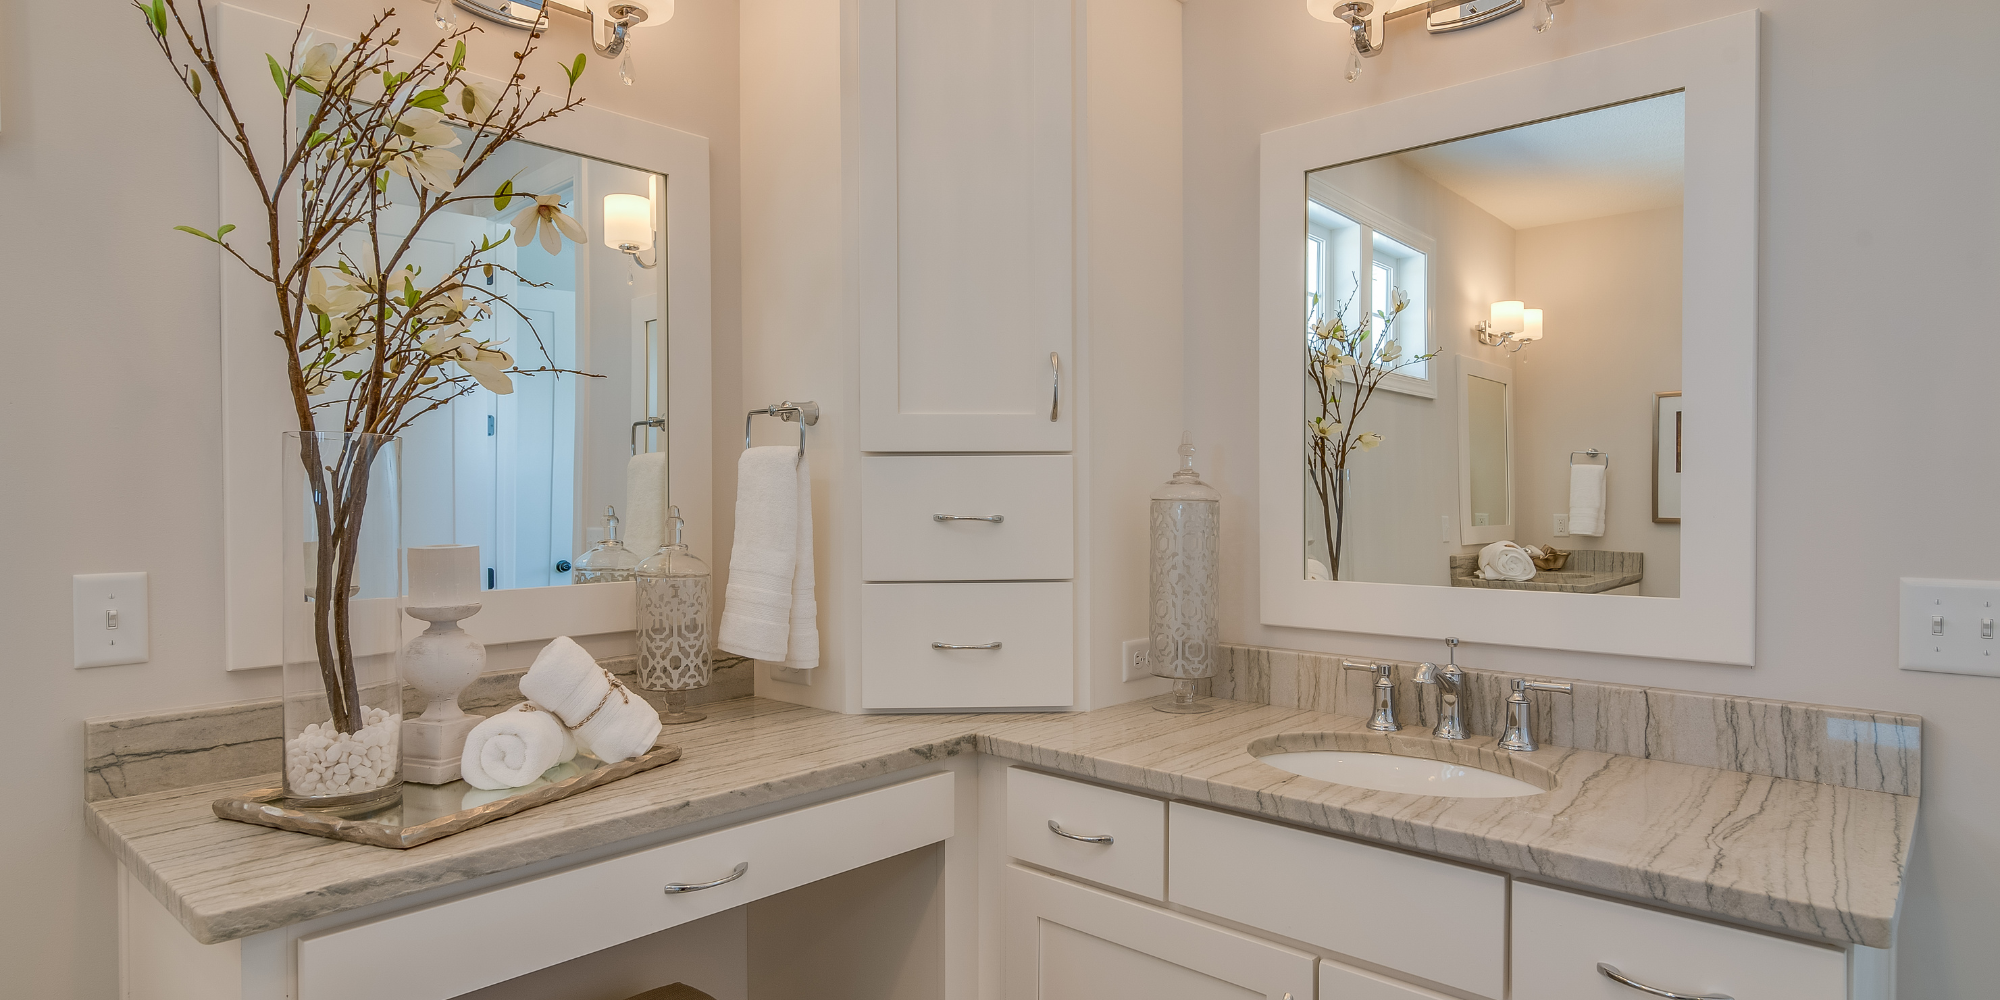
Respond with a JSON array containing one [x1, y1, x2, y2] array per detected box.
[[213, 745, 682, 849]]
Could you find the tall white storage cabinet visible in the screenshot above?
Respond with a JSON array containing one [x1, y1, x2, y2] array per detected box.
[[741, 0, 1184, 713]]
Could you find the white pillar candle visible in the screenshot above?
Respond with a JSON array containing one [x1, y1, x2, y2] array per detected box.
[[408, 544, 482, 608]]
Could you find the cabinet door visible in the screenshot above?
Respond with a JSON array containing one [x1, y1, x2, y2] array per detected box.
[[858, 0, 1075, 453], [1005, 865, 1314, 1000]]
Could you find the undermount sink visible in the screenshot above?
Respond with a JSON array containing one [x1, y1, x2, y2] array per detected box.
[[1250, 734, 1555, 799]]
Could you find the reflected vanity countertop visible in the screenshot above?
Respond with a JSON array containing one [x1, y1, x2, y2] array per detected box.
[[1449, 549, 1643, 594], [88, 695, 1914, 949]]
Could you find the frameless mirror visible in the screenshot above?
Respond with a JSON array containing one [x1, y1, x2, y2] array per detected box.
[[1303, 91, 1683, 597], [303, 106, 668, 592]]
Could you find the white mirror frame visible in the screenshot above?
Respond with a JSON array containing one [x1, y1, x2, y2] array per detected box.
[[1258, 12, 1757, 664], [1456, 355, 1516, 548], [212, 4, 712, 670]]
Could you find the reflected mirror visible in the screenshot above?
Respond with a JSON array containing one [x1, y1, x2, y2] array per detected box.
[[1303, 92, 1683, 597], [302, 106, 668, 592]]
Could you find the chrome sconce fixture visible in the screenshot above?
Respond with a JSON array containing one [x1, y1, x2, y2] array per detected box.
[[444, 0, 674, 85], [1474, 300, 1544, 353], [1309, 0, 1566, 81]]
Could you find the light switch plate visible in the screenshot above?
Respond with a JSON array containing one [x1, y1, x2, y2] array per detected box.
[[1121, 639, 1151, 682], [1899, 578, 2000, 677], [74, 572, 150, 668]]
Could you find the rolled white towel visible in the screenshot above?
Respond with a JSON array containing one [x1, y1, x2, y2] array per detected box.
[[519, 636, 664, 763], [1476, 541, 1538, 582], [459, 703, 578, 791]]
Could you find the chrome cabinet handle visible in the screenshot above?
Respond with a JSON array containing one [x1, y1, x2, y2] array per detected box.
[[933, 513, 1005, 523], [1047, 820, 1113, 844], [663, 862, 749, 894], [1597, 963, 1733, 1000], [932, 641, 1002, 650], [1049, 352, 1061, 422]]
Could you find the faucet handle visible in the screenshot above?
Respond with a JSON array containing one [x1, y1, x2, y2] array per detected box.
[[1499, 678, 1573, 751], [1341, 660, 1393, 683], [1340, 661, 1399, 732]]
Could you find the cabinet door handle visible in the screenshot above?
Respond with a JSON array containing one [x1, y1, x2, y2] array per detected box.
[[932, 641, 1002, 650], [1047, 820, 1113, 845], [663, 862, 749, 894], [1049, 352, 1061, 422], [932, 513, 1005, 523], [1597, 963, 1733, 1000]]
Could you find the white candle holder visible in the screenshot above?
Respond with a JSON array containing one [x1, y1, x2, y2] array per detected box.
[[400, 603, 486, 784]]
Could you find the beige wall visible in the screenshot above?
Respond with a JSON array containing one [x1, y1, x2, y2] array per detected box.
[[1185, 2, 1998, 995], [0, 2, 741, 995], [1514, 205, 1683, 597]]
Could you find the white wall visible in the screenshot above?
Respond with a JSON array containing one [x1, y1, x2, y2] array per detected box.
[[1514, 205, 1684, 596], [1184, 2, 1999, 995], [0, 3, 741, 996]]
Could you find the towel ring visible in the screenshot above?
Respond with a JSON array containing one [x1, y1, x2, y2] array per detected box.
[[745, 400, 820, 462], [1569, 448, 1609, 467], [631, 417, 666, 455]]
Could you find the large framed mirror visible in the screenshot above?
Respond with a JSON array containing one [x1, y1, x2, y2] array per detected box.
[[1259, 13, 1757, 663], [213, 4, 712, 670]]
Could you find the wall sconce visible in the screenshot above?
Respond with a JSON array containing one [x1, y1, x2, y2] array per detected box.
[[1308, 0, 1565, 82], [603, 192, 658, 269], [1475, 301, 1543, 352], [447, 1, 674, 84]]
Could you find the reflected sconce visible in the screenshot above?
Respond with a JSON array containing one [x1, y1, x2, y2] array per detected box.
[[603, 192, 658, 269], [445, 1, 674, 85], [1308, 0, 1566, 82], [1476, 301, 1542, 353]]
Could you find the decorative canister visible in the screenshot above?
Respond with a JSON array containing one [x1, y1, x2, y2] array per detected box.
[[1149, 433, 1221, 714], [635, 506, 712, 724]]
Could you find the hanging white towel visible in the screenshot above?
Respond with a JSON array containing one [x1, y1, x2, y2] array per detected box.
[[624, 451, 668, 557], [1568, 463, 1607, 537], [719, 447, 818, 664]]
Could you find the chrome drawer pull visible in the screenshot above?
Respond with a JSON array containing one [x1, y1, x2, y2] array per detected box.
[[1049, 352, 1061, 421], [932, 513, 1005, 523], [663, 862, 749, 894], [1047, 820, 1113, 845], [1597, 963, 1733, 1000], [932, 641, 1002, 650]]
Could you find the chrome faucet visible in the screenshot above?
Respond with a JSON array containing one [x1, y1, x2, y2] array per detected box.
[[1414, 637, 1467, 740], [1498, 677, 1573, 752], [1340, 660, 1401, 732]]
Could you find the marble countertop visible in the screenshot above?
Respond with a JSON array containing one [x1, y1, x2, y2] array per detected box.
[[87, 694, 1915, 949]]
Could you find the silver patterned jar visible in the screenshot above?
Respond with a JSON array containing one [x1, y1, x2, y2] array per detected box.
[[1150, 434, 1221, 714], [635, 506, 712, 724]]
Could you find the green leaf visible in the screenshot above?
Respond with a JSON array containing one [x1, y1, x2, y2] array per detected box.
[[143, 0, 167, 37], [267, 54, 290, 97], [564, 53, 586, 86], [411, 87, 448, 111], [492, 179, 514, 212], [215, 224, 236, 239], [172, 225, 219, 243], [452, 40, 467, 71], [189, 68, 202, 96], [307, 131, 332, 148]]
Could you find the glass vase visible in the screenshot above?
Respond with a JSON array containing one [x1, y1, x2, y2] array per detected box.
[[1150, 435, 1221, 714], [281, 431, 404, 811], [635, 506, 712, 724]]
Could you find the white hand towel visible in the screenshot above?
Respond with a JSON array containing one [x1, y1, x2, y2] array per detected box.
[[624, 451, 668, 557], [458, 703, 578, 790], [1568, 463, 1607, 537], [518, 636, 664, 763], [781, 453, 819, 669], [1477, 541, 1537, 582], [718, 447, 804, 662]]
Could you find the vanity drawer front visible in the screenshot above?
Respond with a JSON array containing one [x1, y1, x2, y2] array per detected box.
[[296, 771, 956, 1000], [1167, 803, 1505, 1000], [862, 454, 1074, 582], [861, 582, 1074, 709], [1512, 882, 1847, 1000], [1006, 767, 1165, 900]]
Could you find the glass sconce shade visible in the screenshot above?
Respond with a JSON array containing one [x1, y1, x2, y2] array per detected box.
[[603, 193, 654, 252], [1519, 308, 1543, 343], [1489, 300, 1525, 336]]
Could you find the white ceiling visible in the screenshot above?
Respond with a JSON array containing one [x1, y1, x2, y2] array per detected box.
[[1395, 92, 1685, 230]]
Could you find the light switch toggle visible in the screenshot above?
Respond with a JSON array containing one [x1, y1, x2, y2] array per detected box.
[[1985, 619, 1996, 639], [1932, 615, 1945, 635], [106, 609, 120, 629]]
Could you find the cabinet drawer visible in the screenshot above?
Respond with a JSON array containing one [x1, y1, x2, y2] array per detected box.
[[862, 582, 1074, 709], [1513, 882, 1847, 1000], [1322, 958, 1459, 1000], [862, 455, 1074, 582], [1006, 768, 1164, 900], [1167, 803, 1505, 999], [297, 772, 956, 1000]]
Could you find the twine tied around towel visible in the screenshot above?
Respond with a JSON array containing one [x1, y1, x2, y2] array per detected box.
[[539, 669, 634, 732]]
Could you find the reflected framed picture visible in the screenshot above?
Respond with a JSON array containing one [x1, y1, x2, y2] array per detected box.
[[1653, 391, 1683, 523]]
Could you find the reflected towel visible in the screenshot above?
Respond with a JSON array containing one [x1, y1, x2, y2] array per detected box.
[[1477, 541, 1537, 582], [1568, 463, 1607, 537], [625, 451, 668, 557], [719, 447, 819, 665], [519, 636, 664, 763], [458, 703, 577, 791]]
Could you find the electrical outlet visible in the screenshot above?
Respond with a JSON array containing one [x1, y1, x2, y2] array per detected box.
[[74, 572, 150, 668], [769, 663, 815, 685], [1440, 515, 1452, 543], [1472, 513, 1490, 527], [1553, 513, 1570, 537], [1121, 639, 1152, 682], [1900, 578, 2000, 677]]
